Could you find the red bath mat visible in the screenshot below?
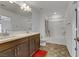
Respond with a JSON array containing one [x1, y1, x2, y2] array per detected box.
[[32, 50, 48, 57]]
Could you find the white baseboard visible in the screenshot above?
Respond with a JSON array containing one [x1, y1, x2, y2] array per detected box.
[[40, 42, 46, 46], [46, 40, 66, 45]]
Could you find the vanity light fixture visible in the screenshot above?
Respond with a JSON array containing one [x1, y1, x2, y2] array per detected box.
[[21, 4, 31, 12], [26, 6, 31, 12], [9, 1, 31, 12], [26, 6, 30, 10], [24, 7, 27, 11], [20, 3, 27, 10], [21, 3, 27, 9]]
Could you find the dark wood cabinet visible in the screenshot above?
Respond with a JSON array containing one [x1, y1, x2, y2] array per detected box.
[[15, 38, 29, 57], [29, 34, 40, 56], [0, 48, 15, 57], [15, 43, 29, 57], [0, 33, 40, 57], [29, 36, 35, 56], [35, 34, 40, 52]]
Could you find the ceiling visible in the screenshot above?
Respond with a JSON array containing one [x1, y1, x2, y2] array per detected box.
[[0, 1, 71, 17], [0, 1, 32, 17], [25, 1, 71, 17], [26, 1, 70, 10]]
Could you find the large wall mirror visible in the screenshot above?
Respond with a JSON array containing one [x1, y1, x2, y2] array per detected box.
[[0, 1, 32, 34]]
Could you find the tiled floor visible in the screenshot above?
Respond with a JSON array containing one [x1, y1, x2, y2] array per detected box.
[[40, 43, 70, 57]]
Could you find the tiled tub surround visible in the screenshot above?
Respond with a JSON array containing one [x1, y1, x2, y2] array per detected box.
[[40, 43, 70, 57]]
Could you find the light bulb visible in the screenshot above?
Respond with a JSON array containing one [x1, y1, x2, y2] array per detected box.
[[26, 6, 31, 12], [20, 3, 31, 12], [20, 6, 24, 10], [22, 3, 27, 8], [9, 1, 14, 4], [20, 3, 27, 10], [26, 6, 30, 10]]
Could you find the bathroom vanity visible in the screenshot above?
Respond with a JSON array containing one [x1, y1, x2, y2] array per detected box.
[[0, 32, 40, 57]]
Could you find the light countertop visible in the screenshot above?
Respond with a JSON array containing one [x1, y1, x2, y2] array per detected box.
[[0, 32, 40, 44]]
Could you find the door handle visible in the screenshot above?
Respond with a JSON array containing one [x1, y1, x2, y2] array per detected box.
[[74, 38, 79, 42], [77, 39, 79, 42]]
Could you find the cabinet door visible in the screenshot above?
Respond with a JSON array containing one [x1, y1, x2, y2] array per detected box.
[[15, 39, 29, 57], [35, 35, 40, 51], [29, 36, 35, 56], [0, 48, 15, 57], [29, 34, 40, 56]]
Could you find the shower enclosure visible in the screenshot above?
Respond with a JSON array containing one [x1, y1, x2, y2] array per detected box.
[[45, 18, 65, 45]]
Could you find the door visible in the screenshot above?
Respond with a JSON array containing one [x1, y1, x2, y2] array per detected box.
[[65, 2, 76, 56], [70, 1, 78, 57], [77, 1, 79, 57]]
